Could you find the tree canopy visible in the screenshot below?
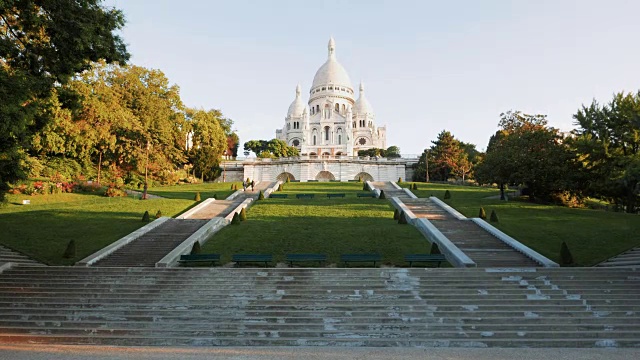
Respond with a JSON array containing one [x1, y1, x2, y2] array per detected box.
[[244, 139, 299, 158]]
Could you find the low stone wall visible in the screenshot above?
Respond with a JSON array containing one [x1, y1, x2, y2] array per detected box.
[[389, 197, 418, 224], [77, 217, 170, 266], [155, 217, 229, 268], [263, 181, 281, 198], [176, 198, 216, 219], [224, 198, 253, 222], [367, 181, 381, 197], [429, 196, 467, 220]]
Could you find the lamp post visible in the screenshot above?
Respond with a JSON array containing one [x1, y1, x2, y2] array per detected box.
[[425, 150, 429, 183], [142, 140, 150, 200]]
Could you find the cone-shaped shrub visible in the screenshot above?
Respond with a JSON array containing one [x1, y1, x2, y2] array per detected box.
[[444, 190, 451, 199], [379, 190, 386, 199], [194, 192, 201, 201], [398, 211, 408, 224], [155, 210, 162, 219], [412, 183, 418, 190], [142, 211, 150, 222], [362, 183, 368, 191], [490, 210, 499, 222], [231, 212, 241, 225], [278, 184, 283, 191], [398, 177, 402, 183], [286, 176, 290, 183], [190, 241, 201, 254], [240, 207, 247, 221], [393, 208, 399, 220], [479, 207, 487, 220], [358, 176, 363, 183], [230, 184, 235, 190], [560, 241, 574, 266], [430, 242, 441, 255], [258, 190, 264, 200], [62, 240, 76, 259], [213, 193, 217, 199]]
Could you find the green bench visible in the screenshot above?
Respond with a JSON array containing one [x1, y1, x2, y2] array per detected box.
[[307, 180, 319, 182], [178, 253, 220, 266], [347, 180, 359, 182], [405, 254, 447, 267], [326, 193, 345, 198], [329, 180, 341, 182], [357, 193, 376, 198], [296, 193, 315, 199], [232, 254, 272, 267], [341, 254, 382, 267], [286, 253, 327, 266], [269, 193, 288, 198]]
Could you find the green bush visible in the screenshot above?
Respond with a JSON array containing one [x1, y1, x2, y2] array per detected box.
[[104, 185, 126, 197], [190, 241, 201, 255], [479, 207, 487, 220], [194, 192, 201, 201], [560, 241, 574, 266], [230, 184, 235, 190], [412, 183, 418, 190], [240, 207, 247, 221], [398, 177, 402, 183], [155, 210, 162, 219], [379, 190, 386, 199], [444, 190, 451, 199], [142, 211, 150, 222], [393, 208, 399, 220], [430, 242, 441, 255], [62, 240, 76, 259], [213, 193, 218, 199], [362, 183, 369, 191], [231, 212, 241, 225], [278, 184, 283, 191], [398, 211, 408, 224], [286, 176, 290, 183], [490, 210, 499, 222], [358, 176, 363, 183], [258, 190, 264, 200]]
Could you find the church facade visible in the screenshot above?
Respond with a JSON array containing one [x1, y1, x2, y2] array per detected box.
[[276, 38, 386, 156]]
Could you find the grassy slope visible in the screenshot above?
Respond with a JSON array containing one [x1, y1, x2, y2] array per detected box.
[[202, 182, 435, 266], [0, 192, 193, 265], [147, 182, 239, 200], [400, 182, 640, 266]]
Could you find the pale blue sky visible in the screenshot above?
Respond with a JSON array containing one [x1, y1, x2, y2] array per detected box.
[[105, 0, 640, 154]]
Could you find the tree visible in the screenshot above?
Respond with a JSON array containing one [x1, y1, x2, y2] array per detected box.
[[187, 108, 227, 181], [0, 1, 129, 202], [572, 92, 640, 213], [386, 146, 401, 158], [430, 130, 467, 181], [244, 139, 299, 158]]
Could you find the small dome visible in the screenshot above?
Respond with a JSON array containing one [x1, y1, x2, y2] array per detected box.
[[354, 82, 374, 114], [287, 84, 307, 117], [311, 38, 353, 90]]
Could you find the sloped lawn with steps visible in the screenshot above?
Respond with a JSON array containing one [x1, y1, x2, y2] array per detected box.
[[399, 182, 640, 266]]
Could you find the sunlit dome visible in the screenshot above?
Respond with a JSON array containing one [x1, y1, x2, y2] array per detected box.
[[354, 82, 374, 114], [287, 84, 307, 117], [311, 37, 353, 91]]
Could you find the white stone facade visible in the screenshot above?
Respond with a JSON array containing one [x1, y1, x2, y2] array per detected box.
[[276, 38, 386, 156]]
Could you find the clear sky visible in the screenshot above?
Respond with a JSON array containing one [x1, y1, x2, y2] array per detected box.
[[105, 0, 640, 155]]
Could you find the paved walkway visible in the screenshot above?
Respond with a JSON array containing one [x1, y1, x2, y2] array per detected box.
[[1, 345, 638, 360], [0, 245, 45, 267], [185, 182, 273, 219], [597, 247, 640, 268]]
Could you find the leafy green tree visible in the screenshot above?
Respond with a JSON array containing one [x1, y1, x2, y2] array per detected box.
[[0, 1, 129, 202], [187, 108, 227, 181], [430, 130, 467, 181], [386, 146, 401, 158], [244, 139, 298, 158]]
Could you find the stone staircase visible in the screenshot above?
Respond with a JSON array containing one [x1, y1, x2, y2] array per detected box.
[[0, 266, 638, 347], [92, 219, 207, 267], [371, 182, 410, 199], [402, 198, 540, 267], [0, 245, 45, 267], [186, 182, 274, 219], [597, 248, 640, 268]]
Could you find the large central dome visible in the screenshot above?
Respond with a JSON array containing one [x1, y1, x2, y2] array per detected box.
[[311, 37, 353, 91]]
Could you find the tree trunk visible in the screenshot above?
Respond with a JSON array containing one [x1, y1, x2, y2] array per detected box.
[[499, 183, 505, 201], [97, 151, 102, 185]]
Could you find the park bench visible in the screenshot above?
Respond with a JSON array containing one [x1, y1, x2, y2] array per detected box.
[[347, 180, 359, 182], [307, 180, 319, 182], [286, 253, 327, 266], [296, 193, 315, 199], [341, 254, 382, 267], [326, 193, 345, 198], [291, 180, 301, 182], [269, 193, 288, 199], [232, 254, 273, 267], [357, 193, 376, 198], [329, 180, 341, 182], [404, 254, 447, 267], [178, 253, 220, 266]]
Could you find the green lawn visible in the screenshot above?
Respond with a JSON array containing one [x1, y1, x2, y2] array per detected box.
[[201, 182, 436, 266], [399, 182, 640, 266], [147, 182, 240, 200], [0, 192, 194, 265]]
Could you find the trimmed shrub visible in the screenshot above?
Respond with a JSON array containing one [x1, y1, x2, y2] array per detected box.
[[479, 207, 487, 220], [258, 190, 264, 200], [240, 207, 247, 221], [362, 183, 369, 191], [398, 177, 402, 183], [490, 210, 499, 222], [358, 176, 363, 183], [398, 211, 408, 224], [194, 192, 201, 201], [62, 240, 76, 259], [393, 208, 399, 220], [444, 190, 451, 199], [278, 184, 283, 191], [286, 176, 290, 183], [379, 190, 386, 199], [231, 212, 241, 225], [190, 241, 201, 255], [155, 210, 162, 219], [560, 241, 574, 266], [412, 183, 418, 190], [142, 211, 150, 222], [213, 193, 217, 199], [230, 184, 235, 190], [430, 242, 441, 255]]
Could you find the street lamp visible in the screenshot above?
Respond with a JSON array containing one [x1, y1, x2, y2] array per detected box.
[[425, 149, 430, 183], [142, 140, 150, 200]]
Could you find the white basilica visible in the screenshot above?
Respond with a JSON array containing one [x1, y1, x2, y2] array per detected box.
[[276, 38, 386, 156]]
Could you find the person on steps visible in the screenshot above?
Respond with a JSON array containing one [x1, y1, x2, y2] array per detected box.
[[250, 180, 255, 191]]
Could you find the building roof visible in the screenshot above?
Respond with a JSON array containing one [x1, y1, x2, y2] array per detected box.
[[311, 37, 353, 91]]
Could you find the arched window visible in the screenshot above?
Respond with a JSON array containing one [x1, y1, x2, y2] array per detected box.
[[353, 121, 356, 128], [324, 126, 330, 141], [311, 107, 314, 115], [335, 103, 340, 112], [338, 134, 342, 144], [292, 139, 300, 147], [313, 135, 316, 145], [287, 123, 290, 130], [316, 105, 319, 113], [342, 104, 346, 113]]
